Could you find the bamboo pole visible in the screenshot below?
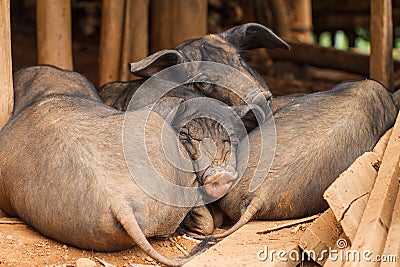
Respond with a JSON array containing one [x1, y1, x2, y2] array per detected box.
[[370, 0, 393, 91], [0, 0, 13, 128], [291, 0, 313, 43], [268, 0, 291, 40], [37, 0, 73, 70], [150, 0, 207, 53], [99, 0, 125, 86], [120, 0, 149, 81]]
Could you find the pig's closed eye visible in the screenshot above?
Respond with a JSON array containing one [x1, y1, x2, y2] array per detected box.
[[195, 82, 214, 95], [179, 132, 190, 141]]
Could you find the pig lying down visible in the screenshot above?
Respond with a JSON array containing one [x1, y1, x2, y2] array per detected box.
[[208, 79, 397, 239], [0, 65, 200, 266], [98, 23, 290, 126], [98, 24, 289, 230]]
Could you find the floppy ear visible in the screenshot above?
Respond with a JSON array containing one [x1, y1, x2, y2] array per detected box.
[[218, 23, 290, 51], [233, 103, 274, 133], [129, 49, 185, 77]]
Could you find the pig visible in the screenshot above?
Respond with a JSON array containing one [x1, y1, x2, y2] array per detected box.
[[98, 23, 289, 209], [98, 23, 289, 118], [205, 79, 398, 239], [0, 65, 203, 266]]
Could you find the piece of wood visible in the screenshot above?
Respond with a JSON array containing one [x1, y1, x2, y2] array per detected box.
[[380, 180, 400, 267], [268, 0, 291, 39], [291, 0, 312, 43], [150, 0, 207, 53], [99, 0, 125, 86], [168, 237, 189, 257], [323, 152, 379, 242], [343, 114, 400, 267], [370, 0, 393, 91], [36, 0, 73, 70], [184, 220, 305, 267], [129, 0, 149, 62], [269, 41, 400, 76], [256, 214, 319, 234], [0, 218, 25, 225], [322, 232, 349, 267], [0, 0, 13, 128], [373, 128, 393, 159], [269, 42, 366, 76], [299, 209, 343, 265], [119, 0, 133, 81], [120, 0, 149, 81]]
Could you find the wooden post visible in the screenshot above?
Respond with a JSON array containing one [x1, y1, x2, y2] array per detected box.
[[150, 0, 207, 53], [37, 0, 73, 70], [291, 0, 313, 43], [99, 0, 125, 86], [120, 0, 149, 81], [370, 0, 393, 91], [269, 0, 291, 40], [0, 0, 13, 128]]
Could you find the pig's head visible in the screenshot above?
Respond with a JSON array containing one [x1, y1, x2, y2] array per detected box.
[[169, 98, 248, 201], [129, 23, 289, 121], [179, 118, 237, 199]]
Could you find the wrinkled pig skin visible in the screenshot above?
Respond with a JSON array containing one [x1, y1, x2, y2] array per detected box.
[[212, 80, 397, 238], [0, 65, 200, 266]]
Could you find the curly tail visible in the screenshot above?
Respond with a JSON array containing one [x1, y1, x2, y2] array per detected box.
[[195, 197, 263, 240], [112, 204, 192, 267]]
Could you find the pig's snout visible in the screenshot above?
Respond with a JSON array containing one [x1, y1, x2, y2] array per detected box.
[[203, 167, 237, 199]]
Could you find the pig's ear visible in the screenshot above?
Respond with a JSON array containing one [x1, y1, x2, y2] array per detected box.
[[219, 23, 290, 51], [130, 50, 185, 77], [233, 104, 271, 133]]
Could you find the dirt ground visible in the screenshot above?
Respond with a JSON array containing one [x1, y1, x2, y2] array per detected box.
[[0, 215, 195, 266], [4, 20, 361, 267], [0, 211, 316, 267]]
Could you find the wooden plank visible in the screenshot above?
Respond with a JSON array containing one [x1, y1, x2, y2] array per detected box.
[[380, 186, 400, 267], [299, 209, 343, 265], [150, 0, 207, 53], [0, 0, 13, 128], [36, 0, 73, 70], [372, 128, 393, 159], [183, 220, 309, 267], [370, 0, 393, 91], [120, 0, 149, 81], [343, 114, 400, 267], [323, 152, 379, 242], [99, 0, 125, 86], [322, 233, 350, 267]]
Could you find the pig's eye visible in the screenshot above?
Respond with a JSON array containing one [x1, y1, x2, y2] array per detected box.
[[179, 131, 190, 141], [195, 82, 214, 95]]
